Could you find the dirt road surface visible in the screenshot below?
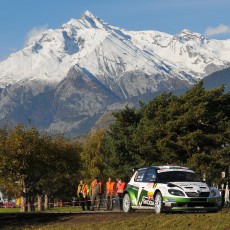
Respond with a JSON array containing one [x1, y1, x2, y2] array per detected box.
[[0, 211, 145, 229]]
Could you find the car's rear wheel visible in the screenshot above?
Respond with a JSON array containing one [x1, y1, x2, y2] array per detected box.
[[123, 193, 133, 213], [154, 192, 163, 214]]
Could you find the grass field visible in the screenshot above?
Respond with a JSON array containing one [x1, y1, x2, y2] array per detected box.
[[0, 207, 229, 230], [0, 206, 82, 213]]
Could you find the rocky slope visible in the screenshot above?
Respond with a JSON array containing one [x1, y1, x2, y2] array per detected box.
[[0, 10, 230, 136]]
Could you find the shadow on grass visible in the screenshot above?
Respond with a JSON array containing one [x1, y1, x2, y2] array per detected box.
[[0, 213, 76, 230]]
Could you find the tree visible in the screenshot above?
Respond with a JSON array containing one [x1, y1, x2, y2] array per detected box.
[[103, 106, 142, 180], [35, 134, 82, 209], [103, 81, 230, 184], [0, 124, 42, 211], [0, 124, 82, 212], [80, 129, 106, 184]]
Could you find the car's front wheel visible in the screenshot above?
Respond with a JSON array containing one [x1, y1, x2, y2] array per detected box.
[[154, 192, 163, 214], [123, 193, 132, 213]]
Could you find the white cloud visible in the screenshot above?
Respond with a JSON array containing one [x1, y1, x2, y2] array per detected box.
[[25, 25, 49, 46], [205, 24, 230, 36]]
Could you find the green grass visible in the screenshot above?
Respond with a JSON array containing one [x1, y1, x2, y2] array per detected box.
[[0, 207, 20, 213], [0, 206, 82, 213]]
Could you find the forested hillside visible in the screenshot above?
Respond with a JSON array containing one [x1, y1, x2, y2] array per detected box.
[[101, 81, 230, 184], [0, 81, 229, 212]]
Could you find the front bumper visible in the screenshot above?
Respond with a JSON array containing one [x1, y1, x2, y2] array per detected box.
[[163, 196, 221, 212]]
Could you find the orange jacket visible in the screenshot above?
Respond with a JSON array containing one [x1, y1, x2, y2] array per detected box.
[[77, 183, 89, 197], [82, 184, 89, 197], [91, 181, 102, 195], [116, 182, 126, 194], [106, 181, 115, 195]]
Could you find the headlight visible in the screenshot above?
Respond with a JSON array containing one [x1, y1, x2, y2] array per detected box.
[[210, 188, 221, 197], [168, 189, 185, 196], [210, 190, 217, 197]]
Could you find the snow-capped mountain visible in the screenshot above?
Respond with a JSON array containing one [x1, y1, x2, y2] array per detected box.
[[0, 10, 230, 136]]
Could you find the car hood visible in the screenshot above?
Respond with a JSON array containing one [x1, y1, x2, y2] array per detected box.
[[168, 182, 210, 192]]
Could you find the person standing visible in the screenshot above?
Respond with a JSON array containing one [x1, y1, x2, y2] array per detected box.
[[90, 177, 102, 211], [106, 176, 115, 210], [77, 180, 90, 211], [116, 178, 126, 210]]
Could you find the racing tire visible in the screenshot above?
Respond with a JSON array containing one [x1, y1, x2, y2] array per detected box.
[[154, 192, 163, 214], [123, 193, 133, 213]]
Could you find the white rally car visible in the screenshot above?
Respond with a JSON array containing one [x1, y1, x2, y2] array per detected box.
[[123, 166, 222, 213]]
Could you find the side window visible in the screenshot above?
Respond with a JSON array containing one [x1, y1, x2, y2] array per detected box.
[[145, 168, 157, 182], [134, 169, 147, 182]]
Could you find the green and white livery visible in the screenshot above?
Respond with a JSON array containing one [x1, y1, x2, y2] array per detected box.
[[123, 166, 222, 214]]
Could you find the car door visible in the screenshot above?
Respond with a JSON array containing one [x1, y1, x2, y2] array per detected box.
[[132, 168, 147, 206], [137, 168, 157, 207]]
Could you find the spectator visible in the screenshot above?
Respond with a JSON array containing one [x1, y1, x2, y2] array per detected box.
[[106, 176, 115, 210], [116, 178, 126, 210], [77, 180, 90, 211], [90, 177, 102, 211]]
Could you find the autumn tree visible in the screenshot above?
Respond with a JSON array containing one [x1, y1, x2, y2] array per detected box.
[[0, 124, 82, 212], [80, 129, 106, 184], [0, 124, 42, 211]]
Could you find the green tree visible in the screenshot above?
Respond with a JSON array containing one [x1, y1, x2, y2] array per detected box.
[[36, 134, 82, 209], [103, 106, 142, 180], [103, 81, 230, 184]]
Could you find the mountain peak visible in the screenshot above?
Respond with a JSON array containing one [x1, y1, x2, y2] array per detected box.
[[174, 29, 206, 43], [0, 10, 230, 137], [63, 10, 106, 30], [81, 10, 96, 20], [79, 10, 105, 29]]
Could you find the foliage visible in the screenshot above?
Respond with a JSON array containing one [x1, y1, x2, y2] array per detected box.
[[102, 81, 230, 183], [103, 106, 143, 180], [80, 129, 106, 184], [36, 134, 82, 198], [0, 81, 230, 209], [0, 124, 82, 210]]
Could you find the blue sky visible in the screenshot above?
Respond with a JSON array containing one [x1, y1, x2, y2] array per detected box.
[[0, 0, 230, 60]]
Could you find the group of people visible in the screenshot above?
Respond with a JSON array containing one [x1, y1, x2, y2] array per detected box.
[[77, 176, 127, 211]]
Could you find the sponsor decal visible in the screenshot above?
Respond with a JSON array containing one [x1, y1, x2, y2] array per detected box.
[[148, 191, 154, 200], [142, 196, 155, 206], [143, 199, 155, 205], [176, 183, 203, 187]]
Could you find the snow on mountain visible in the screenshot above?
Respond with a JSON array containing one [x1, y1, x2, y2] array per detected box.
[[0, 10, 230, 136], [127, 28, 230, 77]]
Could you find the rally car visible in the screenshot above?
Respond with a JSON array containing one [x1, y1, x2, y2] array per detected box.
[[122, 166, 222, 213]]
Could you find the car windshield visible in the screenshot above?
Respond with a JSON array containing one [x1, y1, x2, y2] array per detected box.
[[157, 171, 201, 183]]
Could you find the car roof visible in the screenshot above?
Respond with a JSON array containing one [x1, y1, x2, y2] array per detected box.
[[136, 165, 191, 170]]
